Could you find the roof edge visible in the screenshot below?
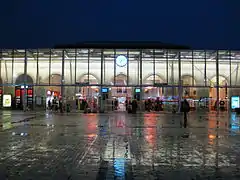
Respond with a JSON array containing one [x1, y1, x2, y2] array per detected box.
[[54, 41, 191, 49]]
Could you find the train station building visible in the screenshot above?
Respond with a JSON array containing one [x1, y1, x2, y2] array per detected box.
[[0, 42, 239, 111]]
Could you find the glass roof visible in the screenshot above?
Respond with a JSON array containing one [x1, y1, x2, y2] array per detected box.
[[1, 49, 240, 61]]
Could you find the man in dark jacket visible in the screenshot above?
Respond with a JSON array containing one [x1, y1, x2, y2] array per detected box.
[[182, 99, 190, 128]]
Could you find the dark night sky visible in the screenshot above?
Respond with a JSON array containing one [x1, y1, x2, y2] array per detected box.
[[0, 0, 240, 49]]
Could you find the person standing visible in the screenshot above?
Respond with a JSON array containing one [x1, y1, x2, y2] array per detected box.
[[182, 99, 190, 128]]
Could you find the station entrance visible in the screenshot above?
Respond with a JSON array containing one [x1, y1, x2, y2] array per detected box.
[[209, 76, 228, 111], [110, 74, 132, 111]]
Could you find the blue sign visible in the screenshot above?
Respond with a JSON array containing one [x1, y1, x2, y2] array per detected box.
[[231, 96, 240, 109], [101, 88, 108, 93]]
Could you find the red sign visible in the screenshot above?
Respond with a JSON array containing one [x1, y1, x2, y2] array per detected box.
[[27, 89, 33, 95], [15, 89, 21, 97]]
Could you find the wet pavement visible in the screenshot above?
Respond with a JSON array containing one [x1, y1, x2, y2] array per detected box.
[[0, 111, 240, 179]]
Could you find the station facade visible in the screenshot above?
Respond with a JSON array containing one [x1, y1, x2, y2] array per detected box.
[[0, 46, 240, 111]]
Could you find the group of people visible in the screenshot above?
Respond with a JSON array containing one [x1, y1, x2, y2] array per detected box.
[[47, 97, 71, 113], [144, 98, 164, 112]]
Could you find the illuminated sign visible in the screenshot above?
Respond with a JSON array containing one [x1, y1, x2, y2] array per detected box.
[[3, 94, 12, 107], [231, 96, 240, 109]]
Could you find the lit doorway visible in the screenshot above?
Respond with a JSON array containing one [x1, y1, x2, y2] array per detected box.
[[111, 74, 131, 111], [209, 76, 228, 110]]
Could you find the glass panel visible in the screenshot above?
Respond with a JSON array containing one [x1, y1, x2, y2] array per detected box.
[[112, 49, 129, 98], [115, 50, 128, 85], [26, 49, 37, 110], [180, 50, 197, 99], [64, 49, 76, 101], [104, 49, 114, 85], [194, 87, 211, 112], [88, 49, 101, 100], [206, 51, 218, 111], [192, 50, 205, 87], [142, 49, 154, 85], [26, 49, 37, 85], [166, 50, 179, 98], [142, 49, 154, 99], [231, 51, 240, 86], [49, 49, 62, 97], [1, 50, 13, 84], [76, 49, 88, 99], [152, 49, 167, 99], [180, 50, 193, 85], [38, 49, 50, 85], [13, 50, 25, 85], [35, 49, 50, 104], [230, 51, 240, 100], [128, 49, 140, 86], [1, 50, 13, 96], [218, 50, 229, 105]]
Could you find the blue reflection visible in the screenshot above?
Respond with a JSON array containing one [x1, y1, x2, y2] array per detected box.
[[231, 113, 237, 122], [114, 158, 125, 178], [230, 113, 240, 134], [99, 125, 108, 138], [231, 125, 239, 130]]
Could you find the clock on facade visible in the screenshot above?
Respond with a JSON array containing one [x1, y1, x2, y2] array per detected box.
[[116, 55, 128, 67]]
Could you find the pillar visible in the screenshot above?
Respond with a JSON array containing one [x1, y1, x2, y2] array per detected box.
[[216, 51, 220, 112], [100, 49, 104, 113], [23, 49, 28, 111], [178, 52, 182, 112], [140, 50, 143, 100], [61, 50, 65, 103]]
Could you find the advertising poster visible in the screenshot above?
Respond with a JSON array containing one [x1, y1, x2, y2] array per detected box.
[[3, 94, 12, 107]]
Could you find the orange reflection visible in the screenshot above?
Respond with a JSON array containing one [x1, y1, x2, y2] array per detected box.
[[208, 115, 217, 129], [88, 133, 97, 138], [86, 114, 97, 134], [87, 133, 97, 142], [208, 134, 216, 139], [144, 115, 157, 147], [208, 134, 216, 145]]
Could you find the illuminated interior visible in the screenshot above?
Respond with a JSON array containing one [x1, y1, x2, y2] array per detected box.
[[0, 49, 240, 110], [143, 74, 165, 99]]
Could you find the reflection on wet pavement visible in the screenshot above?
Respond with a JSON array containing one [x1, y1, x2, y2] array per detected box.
[[0, 112, 240, 179]]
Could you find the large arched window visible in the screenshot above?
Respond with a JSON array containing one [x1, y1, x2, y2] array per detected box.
[[143, 74, 165, 99], [78, 74, 99, 98], [15, 74, 34, 85], [145, 74, 165, 85]]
